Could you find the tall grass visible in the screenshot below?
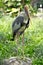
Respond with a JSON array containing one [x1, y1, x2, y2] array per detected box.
[[0, 16, 43, 65]]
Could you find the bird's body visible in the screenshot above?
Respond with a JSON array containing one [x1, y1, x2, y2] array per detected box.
[[12, 5, 30, 40]]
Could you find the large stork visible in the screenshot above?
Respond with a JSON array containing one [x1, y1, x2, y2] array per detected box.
[[12, 5, 30, 41]]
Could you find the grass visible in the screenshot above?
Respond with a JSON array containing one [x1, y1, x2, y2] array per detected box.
[[0, 15, 43, 65]]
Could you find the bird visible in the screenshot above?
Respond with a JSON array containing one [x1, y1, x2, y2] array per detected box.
[[11, 5, 30, 41]]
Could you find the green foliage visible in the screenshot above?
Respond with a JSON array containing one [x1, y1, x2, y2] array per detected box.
[[0, 16, 43, 65], [0, 0, 32, 17], [0, 0, 43, 65], [32, 44, 43, 65]]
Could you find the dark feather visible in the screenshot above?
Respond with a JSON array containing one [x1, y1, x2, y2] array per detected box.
[[11, 11, 30, 40]]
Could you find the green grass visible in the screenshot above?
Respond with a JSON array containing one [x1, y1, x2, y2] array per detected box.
[[0, 16, 43, 65]]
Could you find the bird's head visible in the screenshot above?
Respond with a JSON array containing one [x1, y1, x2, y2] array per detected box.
[[24, 5, 30, 18]]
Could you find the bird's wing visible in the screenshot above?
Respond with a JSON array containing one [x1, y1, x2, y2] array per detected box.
[[12, 16, 24, 31]]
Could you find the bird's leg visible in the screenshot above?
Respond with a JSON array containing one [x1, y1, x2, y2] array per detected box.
[[19, 27, 25, 44], [15, 34, 18, 44], [22, 32, 24, 44], [16, 32, 20, 44], [22, 32, 25, 58]]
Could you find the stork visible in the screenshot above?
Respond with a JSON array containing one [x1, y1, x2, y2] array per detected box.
[[11, 5, 30, 42]]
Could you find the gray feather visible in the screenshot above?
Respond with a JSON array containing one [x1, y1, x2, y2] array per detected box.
[[12, 16, 24, 32]]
